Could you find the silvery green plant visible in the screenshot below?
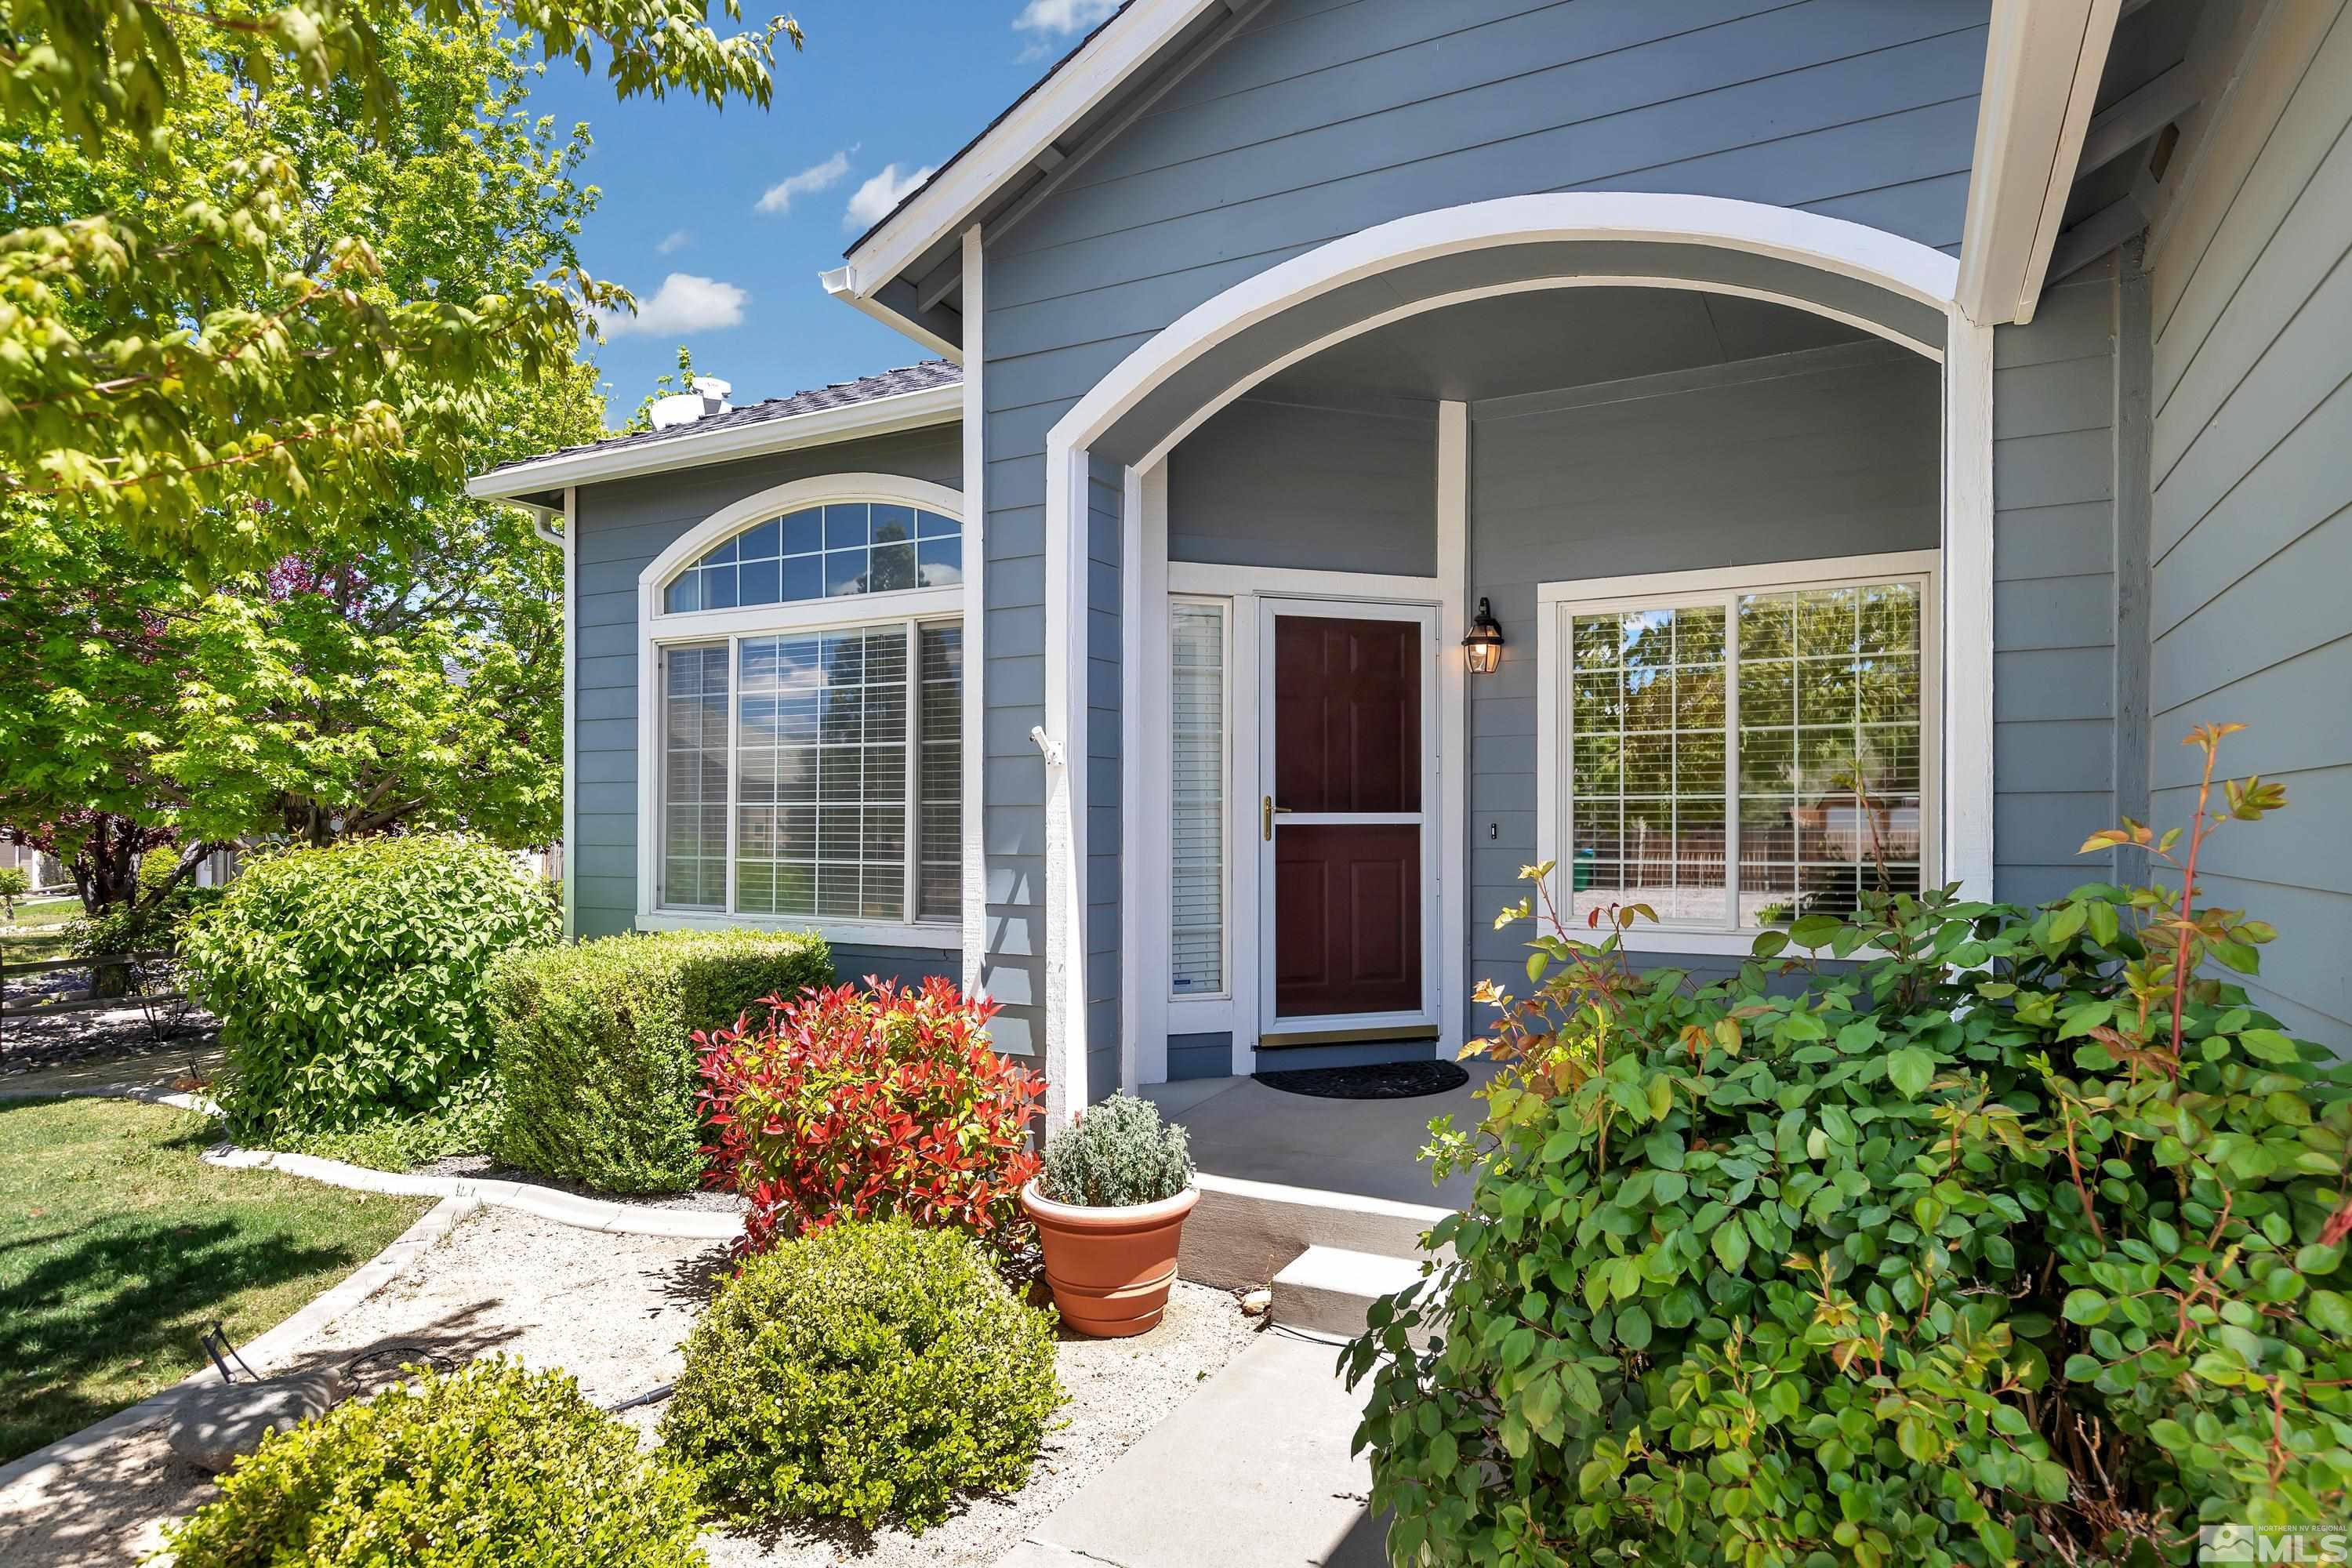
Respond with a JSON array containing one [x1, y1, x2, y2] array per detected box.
[[1039, 1093, 1195, 1208]]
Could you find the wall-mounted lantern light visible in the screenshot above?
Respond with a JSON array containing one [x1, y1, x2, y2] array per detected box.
[[1461, 597, 1504, 676]]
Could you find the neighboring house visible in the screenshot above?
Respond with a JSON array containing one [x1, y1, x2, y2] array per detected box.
[[0, 840, 64, 891], [474, 0, 2352, 1124]]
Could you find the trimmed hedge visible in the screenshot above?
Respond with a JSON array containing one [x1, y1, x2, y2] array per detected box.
[[488, 928, 833, 1193], [183, 834, 557, 1143], [659, 1219, 1061, 1531], [162, 1359, 704, 1568]]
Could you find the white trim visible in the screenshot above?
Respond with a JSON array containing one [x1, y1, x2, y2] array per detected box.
[[838, 0, 1223, 302], [1954, 0, 2123, 326], [959, 227, 990, 996], [1942, 321, 1997, 902], [1135, 465, 1176, 1083], [1042, 191, 1991, 1106], [560, 485, 577, 938], [1039, 448, 1093, 1125], [1435, 402, 1468, 1055], [1119, 462, 1145, 1097], [633, 476, 971, 946], [1534, 550, 1945, 955], [467, 384, 962, 499]]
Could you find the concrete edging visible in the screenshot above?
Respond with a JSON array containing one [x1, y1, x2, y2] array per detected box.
[[201, 1146, 746, 1242], [0, 1195, 478, 1494]]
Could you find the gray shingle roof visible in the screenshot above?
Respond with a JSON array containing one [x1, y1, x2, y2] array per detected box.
[[481, 360, 961, 477]]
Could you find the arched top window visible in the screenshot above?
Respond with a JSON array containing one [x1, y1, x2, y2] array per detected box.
[[662, 503, 961, 615]]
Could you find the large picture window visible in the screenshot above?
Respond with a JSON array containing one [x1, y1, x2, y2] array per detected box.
[[1541, 555, 1938, 938], [642, 479, 967, 939]]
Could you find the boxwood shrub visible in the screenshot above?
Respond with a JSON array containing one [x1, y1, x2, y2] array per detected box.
[[488, 927, 832, 1193], [1345, 728, 2349, 1566], [182, 834, 557, 1144], [659, 1218, 1061, 1531], [162, 1359, 705, 1568]]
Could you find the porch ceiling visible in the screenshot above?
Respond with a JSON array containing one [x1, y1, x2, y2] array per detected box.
[[1252, 286, 1872, 409]]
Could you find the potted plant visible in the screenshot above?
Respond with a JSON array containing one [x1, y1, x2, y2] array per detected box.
[[1022, 1094, 1197, 1337]]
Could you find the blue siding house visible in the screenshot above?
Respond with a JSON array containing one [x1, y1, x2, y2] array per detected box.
[[474, 0, 2352, 1125]]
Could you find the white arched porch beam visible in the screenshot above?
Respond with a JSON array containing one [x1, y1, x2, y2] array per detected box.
[[1035, 192, 1988, 1119]]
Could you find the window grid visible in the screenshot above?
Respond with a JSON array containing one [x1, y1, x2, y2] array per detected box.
[[658, 617, 960, 929], [664, 504, 961, 615], [1563, 575, 1928, 931]]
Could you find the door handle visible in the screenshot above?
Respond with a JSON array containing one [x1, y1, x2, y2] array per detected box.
[[1262, 796, 1273, 841]]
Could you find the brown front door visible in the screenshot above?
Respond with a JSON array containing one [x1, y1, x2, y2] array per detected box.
[[1268, 611, 1425, 1019]]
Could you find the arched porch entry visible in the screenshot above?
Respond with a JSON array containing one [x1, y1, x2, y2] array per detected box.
[[1033, 193, 1992, 1120]]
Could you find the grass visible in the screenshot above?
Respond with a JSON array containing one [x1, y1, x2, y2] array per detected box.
[[0, 1096, 431, 1464], [1, 898, 82, 966]]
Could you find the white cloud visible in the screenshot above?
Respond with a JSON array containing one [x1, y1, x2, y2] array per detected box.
[[1013, 0, 1118, 36], [655, 229, 691, 255], [843, 162, 935, 232], [597, 273, 747, 339], [756, 148, 854, 216]]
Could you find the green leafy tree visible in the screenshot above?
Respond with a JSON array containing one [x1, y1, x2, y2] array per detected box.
[[0, 0, 797, 576], [0, 864, 28, 919], [0, 13, 612, 908]]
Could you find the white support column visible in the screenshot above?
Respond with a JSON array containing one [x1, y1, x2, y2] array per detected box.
[[958, 226, 989, 996], [561, 485, 577, 940], [1435, 402, 1468, 1053], [1942, 318, 1997, 902], [1039, 441, 1092, 1126]]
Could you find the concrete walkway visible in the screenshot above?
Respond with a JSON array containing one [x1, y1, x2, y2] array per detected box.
[[995, 1330, 1388, 1568]]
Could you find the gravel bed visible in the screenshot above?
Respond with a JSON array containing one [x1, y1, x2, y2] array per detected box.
[[0, 1006, 216, 1078], [2, 1205, 1261, 1568]]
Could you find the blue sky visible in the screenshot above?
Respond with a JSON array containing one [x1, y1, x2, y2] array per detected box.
[[532, 0, 1112, 422]]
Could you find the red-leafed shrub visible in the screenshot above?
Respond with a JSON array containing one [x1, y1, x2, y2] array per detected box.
[[698, 977, 1044, 1258]]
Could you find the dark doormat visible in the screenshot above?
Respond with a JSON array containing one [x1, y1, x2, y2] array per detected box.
[[1252, 1059, 1470, 1100]]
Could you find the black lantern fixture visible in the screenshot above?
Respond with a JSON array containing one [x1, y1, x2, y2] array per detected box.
[[1461, 597, 1504, 676]]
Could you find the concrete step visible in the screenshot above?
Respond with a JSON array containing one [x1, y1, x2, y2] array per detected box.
[[1271, 1245, 1432, 1339], [1181, 1172, 1450, 1293]]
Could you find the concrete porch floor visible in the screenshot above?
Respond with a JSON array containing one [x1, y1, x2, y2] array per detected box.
[[1141, 1062, 1494, 1210]]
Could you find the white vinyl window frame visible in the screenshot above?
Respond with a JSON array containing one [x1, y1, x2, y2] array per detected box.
[[636, 474, 967, 950], [1535, 550, 1943, 957]]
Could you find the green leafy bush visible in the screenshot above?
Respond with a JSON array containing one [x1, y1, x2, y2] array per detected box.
[[1348, 724, 2349, 1566], [162, 1358, 704, 1568], [0, 865, 29, 919], [1039, 1091, 1194, 1207], [182, 833, 557, 1144], [488, 928, 833, 1192], [660, 1218, 1061, 1531]]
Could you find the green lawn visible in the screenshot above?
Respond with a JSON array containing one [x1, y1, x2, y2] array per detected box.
[[0, 1096, 431, 1463], [2, 897, 82, 966]]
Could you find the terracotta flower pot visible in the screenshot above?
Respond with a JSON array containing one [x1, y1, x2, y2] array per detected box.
[[1022, 1179, 1199, 1338]]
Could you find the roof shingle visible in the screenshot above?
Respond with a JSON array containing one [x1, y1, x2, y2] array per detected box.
[[481, 359, 961, 477]]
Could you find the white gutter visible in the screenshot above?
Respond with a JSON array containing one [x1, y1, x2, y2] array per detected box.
[[466, 382, 963, 500]]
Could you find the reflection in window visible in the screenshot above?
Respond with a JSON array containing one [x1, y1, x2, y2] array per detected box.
[[664, 505, 960, 614], [1170, 601, 1226, 996], [1563, 576, 1925, 931], [661, 644, 730, 909]]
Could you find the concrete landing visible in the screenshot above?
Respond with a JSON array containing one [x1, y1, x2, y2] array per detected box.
[[995, 1331, 1388, 1568], [1272, 1246, 1429, 1339]]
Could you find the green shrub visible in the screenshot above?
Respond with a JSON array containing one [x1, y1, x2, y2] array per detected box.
[[182, 833, 557, 1144], [1348, 724, 2350, 1567], [1039, 1091, 1194, 1207], [0, 865, 29, 919], [285, 1082, 507, 1173], [488, 928, 833, 1193], [162, 1358, 704, 1568], [660, 1218, 1061, 1531]]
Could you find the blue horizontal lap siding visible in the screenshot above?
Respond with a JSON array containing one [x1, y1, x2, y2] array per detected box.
[[1987, 269, 2124, 911], [568, 426, 967, 989], [2145, 13, 2352, 1050], [980, 0, 1991, 1075]]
